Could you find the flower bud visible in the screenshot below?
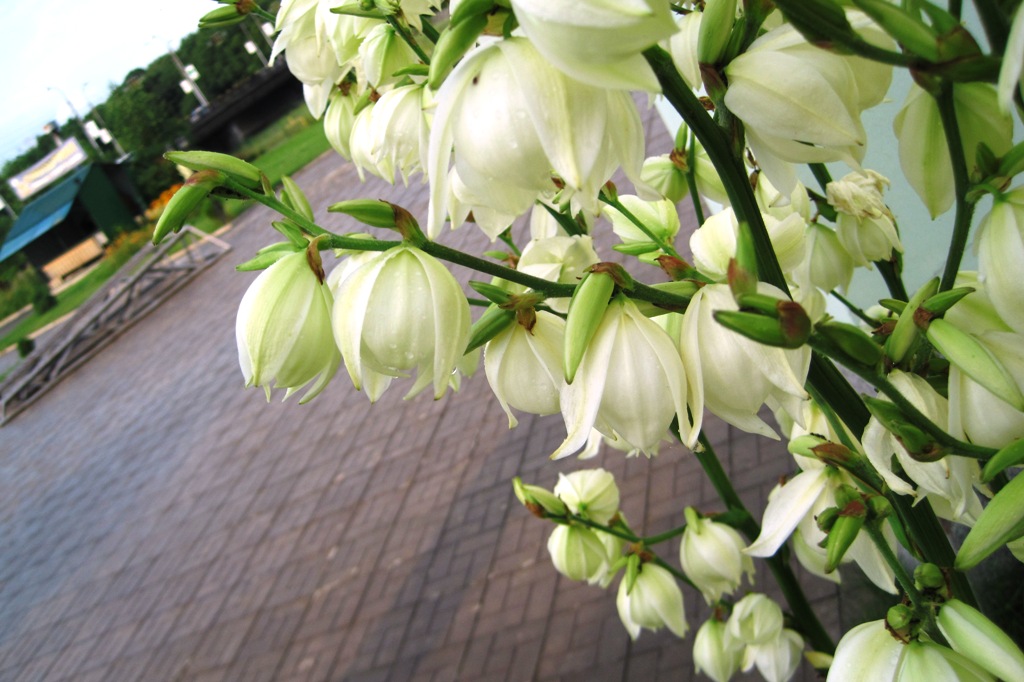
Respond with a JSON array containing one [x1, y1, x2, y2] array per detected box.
[[827, 619, 906, 681], [698, 0, 738, 65], [512, 477, 567, 517], [827, 170, 903, 269], [165, 151, 262, 188], [816, 320, 883, 367], [428, 13, 488, 88], [746, 628, 804, 682], [679, 508, 754, 603], [547, 525, 609, 582], [824, 499, 867, 573], [956, 470, 1024, 570], [152, 170, 225, 244], [359, 23, 419, 89], [553, 468, 620, 525], [199, 4, 249, 29], [563, 269, 616, 383], [693, 618, 743, 682], [616, 562, 688, 640], [927, 319, 1024, 412], [937, 598, 1024, 682], [885, 276, 937, 364], [329, 198, 399, 228], [236, 249, 340, 403], [981, 438, 1024, 483], [898, 640, 994, 681]]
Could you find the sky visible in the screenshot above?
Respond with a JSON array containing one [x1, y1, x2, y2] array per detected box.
[[0, 0, 234, 165]]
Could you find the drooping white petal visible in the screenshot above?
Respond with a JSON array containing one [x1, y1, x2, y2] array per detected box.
[[745, 467, 832, 557]]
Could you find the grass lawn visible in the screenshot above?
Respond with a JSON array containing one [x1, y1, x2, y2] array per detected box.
[[0, 114, 333, 355]]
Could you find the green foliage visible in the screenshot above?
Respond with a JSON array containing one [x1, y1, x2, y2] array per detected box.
[[15, 337, 34, 358], [0, 260, 50, 321]]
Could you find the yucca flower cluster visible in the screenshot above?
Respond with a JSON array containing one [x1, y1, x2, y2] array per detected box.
[[166, 0, 1024, 679]]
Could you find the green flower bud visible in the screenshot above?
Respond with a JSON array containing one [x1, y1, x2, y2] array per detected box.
[[825, 500, 867, 573], [816, 320, 884, 367], [851, 0, 940, 61], [279, 176, 314, 222], [956, 471, 1024, 570], [981, 438, 1024, 482], [921, 286, 977, 316], [885, 276, 938, 364], [164, 151, 261, 188], [927, 318, 1024, 411], [563, 269, 616, 383], [465, 304, 516, 354], [914, 562, 945, 590], [697, 0, 738, 65], [198, 4, 248, 29], [937, 598, 1024, 682], [428, 13, 489, 89], [152, 170, 225, 244], [328, 199, 398, 229], [886, 603, 914, 631], [713, 304, 810, 350], [512, 477, 567, 517]]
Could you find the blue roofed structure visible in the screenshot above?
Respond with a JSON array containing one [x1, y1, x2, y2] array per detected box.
[[0, 164, 137, 277]]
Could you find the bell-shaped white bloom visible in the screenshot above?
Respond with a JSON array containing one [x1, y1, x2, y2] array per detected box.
[[547, 524, 610, 582], [948, 331, 1024, 449], [679, 283, 809, 438], [553, 468, 620, 524], [237, 250, 340, 403], [754, 174, 812, 223], [894, 83, 1013, 218], [604, 194, 680, 257], [528, 203, 569, 240], [998, 3, 1024, 114], [898, 641, 995, 681], [275, 11, 349, 118], [863, 371, 985, 523], [359, 22, 421, 89], [724, 15, 892, 193], [427, 37, 646, 238], [792, 222, 855, 294], [827, 170, 903, 268], [616, 562, 688, 640], [744, 628, 803, 682], [690, 208, 806, 283], [725, 593, 782, 647], [349, 104, 385, 181], [510, 0, 678, 92], [484, 311, 564, 427], [826, 619, 906, 682], [976, 188, 1024, 335], [552, 295, 700, 458], [365, 83, 431, 185], [679, 508, 754, 603], [693, 618, 744, 682], [333, 245, 471, 400], [668, 11, 702, 90], [323, 87, 360, 160]]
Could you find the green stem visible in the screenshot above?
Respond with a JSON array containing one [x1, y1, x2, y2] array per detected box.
[[686, 130, 706, 225], [417, 15, 440, 43], [600, 192, 681, 258], [865, 523, 925, 606], [645, 47, 790, 296], [876, 257, 909, 301], [935, 84, 977, 292], [250, 6, 277, 23], [830, 290, 881, 327], [385, 15, 430, 65], [809, 163, 833, 193], [498, 228, 521, 257]]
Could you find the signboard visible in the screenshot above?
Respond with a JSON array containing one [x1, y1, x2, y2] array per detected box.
[[8, 138, 89, 200]]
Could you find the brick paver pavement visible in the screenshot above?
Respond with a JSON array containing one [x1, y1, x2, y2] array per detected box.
[[0, 108, 848, 681]]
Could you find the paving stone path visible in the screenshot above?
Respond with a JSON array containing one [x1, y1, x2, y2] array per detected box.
[[0, 109, 846, 681]]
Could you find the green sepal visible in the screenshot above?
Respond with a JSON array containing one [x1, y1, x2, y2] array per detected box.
[[956, 472, 1024, 570], [465, 305, 516, 354], [563, 271, 615, 383], [998, 140, 1024, 179], [729, 221, 759, 298], [863, 396, 944, 461], [981, 439, 1024, 483], [539, 201, 586, 237]]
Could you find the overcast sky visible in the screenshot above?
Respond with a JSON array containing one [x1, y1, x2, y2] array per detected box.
[[0, 0, 235, 164]]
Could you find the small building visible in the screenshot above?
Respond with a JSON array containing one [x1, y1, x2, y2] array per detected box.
[[0, 164, 138, 285]]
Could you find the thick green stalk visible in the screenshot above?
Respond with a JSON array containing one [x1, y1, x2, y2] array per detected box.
[[686, 131, 707, 225], [865, 523, 925, 606], [645, 47, 790, 295], [935, 84, 978, 292]]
